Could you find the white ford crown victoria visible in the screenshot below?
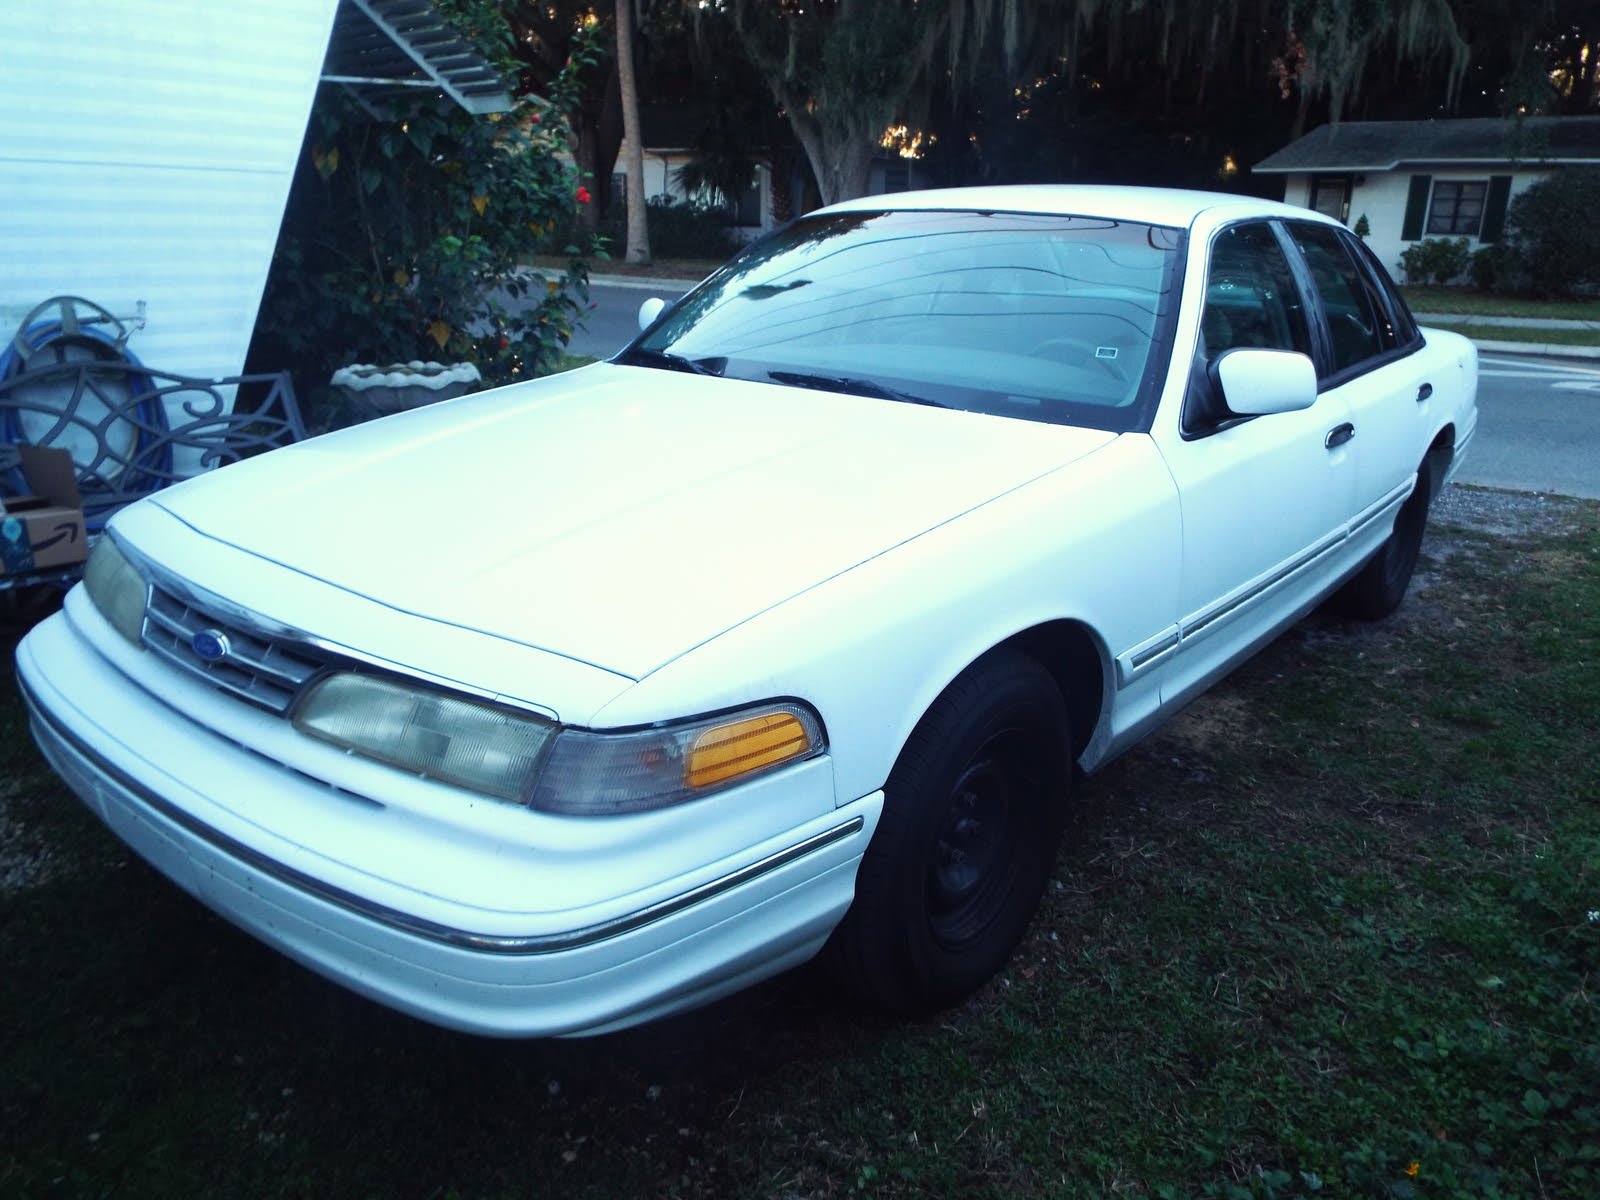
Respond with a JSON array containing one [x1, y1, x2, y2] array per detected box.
[[18, 187, 1477, 1037]]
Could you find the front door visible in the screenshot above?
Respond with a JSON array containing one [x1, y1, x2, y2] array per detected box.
[[1152, 220, 1358, 707], [1309, 174, 1352, 224]]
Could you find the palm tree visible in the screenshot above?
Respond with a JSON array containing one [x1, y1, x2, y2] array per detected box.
[[617, 0, 651, 264]]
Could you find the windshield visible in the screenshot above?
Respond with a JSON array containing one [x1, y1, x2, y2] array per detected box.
[[620, 209, 1185, 432]]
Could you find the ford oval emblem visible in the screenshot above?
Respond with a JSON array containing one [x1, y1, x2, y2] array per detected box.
[[192, 629, 231, 663]]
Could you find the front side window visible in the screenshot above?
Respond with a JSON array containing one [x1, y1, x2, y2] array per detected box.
[[623, 209, 1185, 433], [1426, 180, 1487, 236], [1199, 222, 1312, 360], [1184, 222, 1312, 434]]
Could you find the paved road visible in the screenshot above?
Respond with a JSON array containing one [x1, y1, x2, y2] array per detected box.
[[1457, 354, 1600, 499], [568, 289, 1600, 500], [569, 280, 691, 359]]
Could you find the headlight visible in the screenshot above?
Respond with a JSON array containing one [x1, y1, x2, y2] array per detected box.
[[293, 673, 825, 815], [82, 535, 148, 644], [293, 674, 556, 801], [529, 702, 825, 816]]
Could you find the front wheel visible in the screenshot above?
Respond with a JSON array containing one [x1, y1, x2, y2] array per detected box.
[[824, 650, 1072, 1013]]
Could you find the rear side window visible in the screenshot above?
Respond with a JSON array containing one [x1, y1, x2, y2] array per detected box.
[[1285, 223, 1397, 376], [1347, 233, 1421, 347], [1200, 222, 1312, 360]]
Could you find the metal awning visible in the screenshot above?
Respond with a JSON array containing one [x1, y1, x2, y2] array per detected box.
[[321, 0, 512, 115]]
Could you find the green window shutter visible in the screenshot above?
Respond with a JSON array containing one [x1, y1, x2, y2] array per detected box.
[[1401, 174, 1432, 241], [1480, 175, 1513, 242]]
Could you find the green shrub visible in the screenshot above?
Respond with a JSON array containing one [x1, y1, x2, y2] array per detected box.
[[1468, 243, 1516, 292], [1399, 237, 1471, 286], [248, 27, 602, 425], [651, 197, 745, 260], [599, 197, 744, 262], [1502, 167, 1600, 297]]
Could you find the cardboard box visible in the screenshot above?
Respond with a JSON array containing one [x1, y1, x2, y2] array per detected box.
[[1, 445, 87, 575]]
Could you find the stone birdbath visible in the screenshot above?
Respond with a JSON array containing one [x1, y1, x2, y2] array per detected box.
[[330, 360, 481, 419]]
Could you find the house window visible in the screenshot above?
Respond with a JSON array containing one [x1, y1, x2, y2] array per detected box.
[[1426, 180, 1487, 236]]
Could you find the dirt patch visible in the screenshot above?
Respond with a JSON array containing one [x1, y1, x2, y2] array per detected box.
[[1432, 483, 1597, 538]]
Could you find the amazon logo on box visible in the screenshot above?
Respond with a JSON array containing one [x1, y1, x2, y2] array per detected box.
[[0, 445, 86, 575]]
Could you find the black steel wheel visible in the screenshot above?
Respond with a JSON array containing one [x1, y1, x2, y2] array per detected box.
[[825, 650, 1072, 1013], [1338, 461, 1433, 620]]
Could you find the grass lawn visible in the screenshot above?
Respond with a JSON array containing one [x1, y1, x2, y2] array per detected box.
[[550, 353, 600, 373], [3, 489, 1598, 1199], [1417, 320, 1600, 348], [1401, 286, 1600, 321]]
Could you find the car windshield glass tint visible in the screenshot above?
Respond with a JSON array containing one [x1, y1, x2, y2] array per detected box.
[[626, 209, 1184, 432]]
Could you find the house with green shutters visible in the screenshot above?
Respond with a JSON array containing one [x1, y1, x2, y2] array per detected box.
[[1253, 116, 1600, 282]]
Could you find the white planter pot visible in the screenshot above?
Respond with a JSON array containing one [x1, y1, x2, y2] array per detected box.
[[331, 361, 481, 415]]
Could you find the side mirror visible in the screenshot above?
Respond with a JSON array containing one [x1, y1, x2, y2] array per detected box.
[[637, 296, 668, 331], [1210, 348, 1317, 416]]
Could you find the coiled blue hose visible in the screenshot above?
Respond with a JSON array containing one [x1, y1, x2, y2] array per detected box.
[[0, 316, 168, 530]]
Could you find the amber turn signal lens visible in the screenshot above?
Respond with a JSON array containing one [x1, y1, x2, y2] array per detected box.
[[685, 712, 815, 789]]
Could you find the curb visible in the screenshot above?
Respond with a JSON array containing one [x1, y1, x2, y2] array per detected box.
[[588, 273, 704, 292], [1468, 338, 1600, 359], [1413, 311, 1600, 333]]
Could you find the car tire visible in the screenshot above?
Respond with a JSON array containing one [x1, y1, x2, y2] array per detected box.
[[824, 649, 1072, 1013], [1337, 462, 1432, 620]]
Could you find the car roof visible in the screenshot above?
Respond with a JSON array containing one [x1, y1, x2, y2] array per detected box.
[[819, 184, 1319, 231]]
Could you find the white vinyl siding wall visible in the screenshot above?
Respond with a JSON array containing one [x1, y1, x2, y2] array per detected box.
[[0, 0, 340, 380]]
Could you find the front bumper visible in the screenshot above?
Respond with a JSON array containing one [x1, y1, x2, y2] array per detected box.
[[17, 609, 880, 1037]]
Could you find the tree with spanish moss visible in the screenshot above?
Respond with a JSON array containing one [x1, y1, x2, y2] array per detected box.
[[721, 0, 949, 206]]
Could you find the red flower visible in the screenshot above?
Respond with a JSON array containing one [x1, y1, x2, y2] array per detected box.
[[575, 186, 592, 205]]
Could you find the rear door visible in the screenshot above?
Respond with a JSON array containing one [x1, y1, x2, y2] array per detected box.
[[1279, 221, 1433, 526]]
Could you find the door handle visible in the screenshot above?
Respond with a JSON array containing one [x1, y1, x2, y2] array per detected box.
[[1325, 422, 1355, 449], [1417, 382, 1433, 402]]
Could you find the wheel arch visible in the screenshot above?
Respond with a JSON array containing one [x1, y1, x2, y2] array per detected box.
[[1424, 423, 1455, 500], [991, 618, 1109, 771]]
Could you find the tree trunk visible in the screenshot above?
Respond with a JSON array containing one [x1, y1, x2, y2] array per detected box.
[[616, 0, 651, 265], [815, 140, 875, 209], [784, 101, 878, 208]]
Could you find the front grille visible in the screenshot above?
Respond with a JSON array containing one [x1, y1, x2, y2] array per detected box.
[[142, 583, 329, 715]]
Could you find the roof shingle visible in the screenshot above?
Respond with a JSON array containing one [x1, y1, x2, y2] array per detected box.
[[1254, 117, 1600, 173]]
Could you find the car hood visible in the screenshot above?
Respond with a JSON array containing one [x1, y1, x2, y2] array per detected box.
[[151, 365, 1116, 679]]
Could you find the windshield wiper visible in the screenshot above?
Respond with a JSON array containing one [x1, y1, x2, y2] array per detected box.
[[767, 370, 944, 408], [619, 347, 726, 376]]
